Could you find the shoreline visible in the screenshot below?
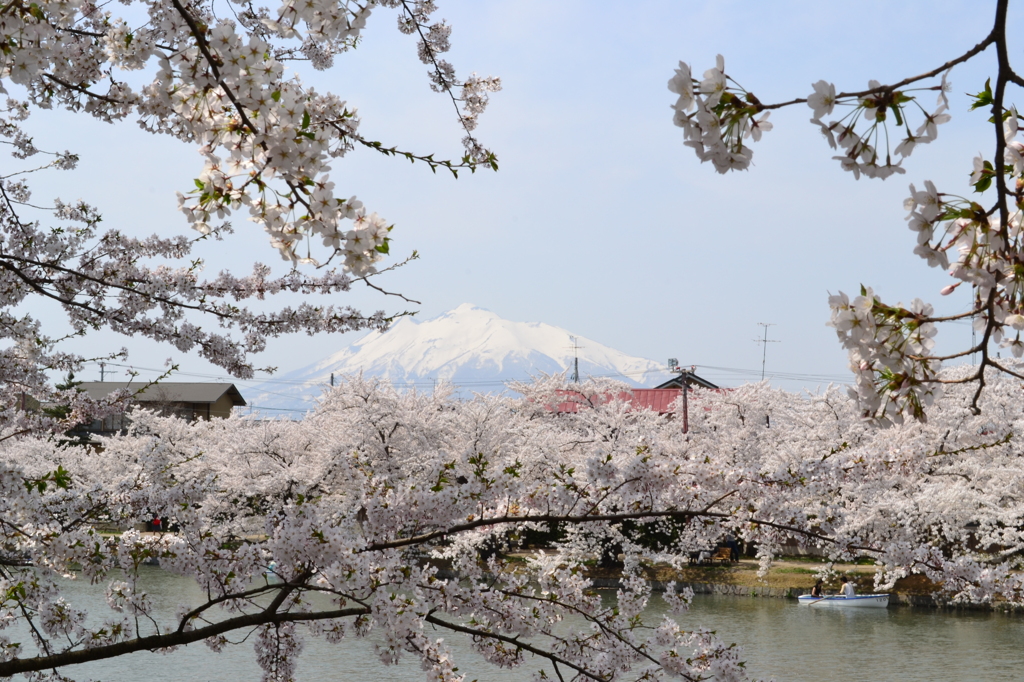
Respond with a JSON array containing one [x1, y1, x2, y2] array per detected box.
[[118, 538, 1022, 612], [582, 559, 1023, 612], [498, 555, 1024, 612]]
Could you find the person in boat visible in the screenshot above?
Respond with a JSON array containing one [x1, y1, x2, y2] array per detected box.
[[839, 577, 856, 598], [810, 581, 824, 598]]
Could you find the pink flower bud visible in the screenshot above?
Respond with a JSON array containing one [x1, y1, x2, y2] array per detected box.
[[940, 283, 959, 296]]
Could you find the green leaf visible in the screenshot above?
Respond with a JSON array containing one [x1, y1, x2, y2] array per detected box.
[[270, 90, 281, 102], [301, 110, 310, 130], [374, 240, 390, 254], [53, 466, 71, 489], [890, 104, 903, 127], [969, 78, 993, 111]]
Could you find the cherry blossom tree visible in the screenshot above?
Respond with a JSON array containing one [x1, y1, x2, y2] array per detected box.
[[0, 377, 758, 681], [1, 374, 1022, 681], [669, 0, 1023, 422], [0, 0, 501, 436]]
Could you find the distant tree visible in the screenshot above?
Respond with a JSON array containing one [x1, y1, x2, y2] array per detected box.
[[40, 372, 82, 422], [40, 372, 92, 446], [670, 0, 1021, 421]]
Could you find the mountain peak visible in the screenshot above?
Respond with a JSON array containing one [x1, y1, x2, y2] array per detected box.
[[437, 303, 501, 322], [247, 305, 673, 414], [450, 302, 492, 314]]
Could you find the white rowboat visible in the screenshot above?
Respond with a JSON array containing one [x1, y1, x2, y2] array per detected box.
[[798, 594, 889, 608]]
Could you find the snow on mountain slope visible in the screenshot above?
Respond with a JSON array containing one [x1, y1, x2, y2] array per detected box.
[[246, 304, 673, 414]]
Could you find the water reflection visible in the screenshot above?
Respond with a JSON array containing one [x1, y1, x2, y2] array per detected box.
[[682, 593, 1023, 682], [23, 567, 1024, 681]]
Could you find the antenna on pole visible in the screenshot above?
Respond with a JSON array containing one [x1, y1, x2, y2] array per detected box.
[[568, 336, 583, 383], [753, 323, 779, 382]]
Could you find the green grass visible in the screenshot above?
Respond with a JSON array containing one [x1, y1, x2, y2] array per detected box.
[[776, 555, 878, 566]]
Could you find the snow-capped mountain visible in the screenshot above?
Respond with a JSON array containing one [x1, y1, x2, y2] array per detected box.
[[246, 304, 673, 414]]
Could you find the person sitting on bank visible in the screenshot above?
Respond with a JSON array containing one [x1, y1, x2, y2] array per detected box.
[[839, 577, 856, 598], [810, 581, 824, 598]]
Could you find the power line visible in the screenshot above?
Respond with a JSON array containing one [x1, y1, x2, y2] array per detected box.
[[92, 361, 852, 386], [247, 405, 310, 413], [86, 360, 854, 404]]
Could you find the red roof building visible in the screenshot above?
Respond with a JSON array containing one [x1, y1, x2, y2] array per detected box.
[[551, 388, 684, 415]]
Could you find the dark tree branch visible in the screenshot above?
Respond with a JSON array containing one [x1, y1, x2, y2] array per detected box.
[[362, 507, 870, 553], [424, 613, 607, 682], [0, 604, 369, 676], [42, 74, 122, 104], [760, 25, 997, 110]]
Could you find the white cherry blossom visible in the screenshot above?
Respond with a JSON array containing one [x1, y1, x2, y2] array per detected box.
[[807, 80, 837, 119]]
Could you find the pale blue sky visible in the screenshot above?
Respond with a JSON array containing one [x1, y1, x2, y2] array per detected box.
[[23, 0, 1011, 392]]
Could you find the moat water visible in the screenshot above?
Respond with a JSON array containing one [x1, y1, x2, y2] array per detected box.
[[19, 566, 1024, 681]]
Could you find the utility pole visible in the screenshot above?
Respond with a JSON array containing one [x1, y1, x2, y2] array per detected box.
[[668, 359, 691, 433], [754, 323, 779, 381], [330, 372, 334, 387], [681, 366, 689, 434], [568, 336, 583, 383], [98, 362, 117, 382]]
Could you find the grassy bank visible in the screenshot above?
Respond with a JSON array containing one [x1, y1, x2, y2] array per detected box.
[[580, 557, 940, 597]]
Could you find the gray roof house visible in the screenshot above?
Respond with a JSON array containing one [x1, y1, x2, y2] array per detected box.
[[75, 382, 246, 436]]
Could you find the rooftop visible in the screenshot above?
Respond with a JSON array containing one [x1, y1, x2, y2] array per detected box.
[[78, 382, 246, 407]]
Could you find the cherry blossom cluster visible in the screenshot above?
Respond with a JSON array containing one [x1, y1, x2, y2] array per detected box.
[[673, 1, 1024, 417], [668, 57, 950, 178], [0, 123, 391, 437], [827, 99, 1024, 417], [0, 0, 499, 436], [807, 73, 951, 179], [668, 56, 772, 173], [0, 160, 390, 418], [2, 374, 1023, 679], [828, 288, 940, 423], [144, 8, 386, 270], [388, 0, 501, 163], [2, 0, 499, 268]]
